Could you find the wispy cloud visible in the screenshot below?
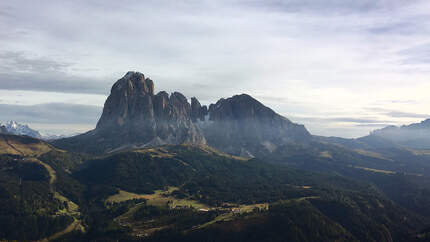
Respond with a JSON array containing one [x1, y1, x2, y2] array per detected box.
[[0, 51, 109, 94], [0, 103, 101, 125], [386, 111, 429, 119], [293, 116, 392, 124], [367, 107, 430, 119], [1, 0, 430, 137], [355, 123, 393, 128], [398, 43, 430, 65]]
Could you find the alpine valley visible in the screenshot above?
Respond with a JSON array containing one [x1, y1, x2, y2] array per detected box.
[[2, 72, 430, 242]]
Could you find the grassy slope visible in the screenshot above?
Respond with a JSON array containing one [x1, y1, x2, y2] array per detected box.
[[0, 134, 85, 240], [0, 134, 53, 156]]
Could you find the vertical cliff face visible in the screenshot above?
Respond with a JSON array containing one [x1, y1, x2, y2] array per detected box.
[[190, 97, 208, 122], [55, 72, 205, 153], [95, 72, 156, 142], [96, 71, 206, 148]]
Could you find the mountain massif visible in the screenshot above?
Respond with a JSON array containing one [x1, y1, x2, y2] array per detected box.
[[55, 71, 310, 156]]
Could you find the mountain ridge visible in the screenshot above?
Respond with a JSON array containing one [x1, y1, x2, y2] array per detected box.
[[54, 71, 311, 156], [0, 121, 42, 139], [369, 118, 430, 149]]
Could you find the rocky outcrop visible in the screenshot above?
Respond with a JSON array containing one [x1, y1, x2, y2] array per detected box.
[[193, 94, 312, 157], [54, 72, 205, 154]]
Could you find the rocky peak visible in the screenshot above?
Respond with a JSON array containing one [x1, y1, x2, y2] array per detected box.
[[195, 94, 311, 157], [112, 71, 154, 96], [0, 121, 42, 138], [57, 72, 206, 154], [208, 94, 279, 121], [191, 97, 208, 122], [169, 92, 191, 117], [153, 91, 170, 119]]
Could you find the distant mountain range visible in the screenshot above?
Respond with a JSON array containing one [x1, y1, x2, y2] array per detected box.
[[370, 118, 430, 149], [0, 121, 42, 139], [0, 121, 78, 140]]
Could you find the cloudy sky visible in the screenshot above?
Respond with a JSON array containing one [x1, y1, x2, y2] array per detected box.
[[1, 0, 430, 137]]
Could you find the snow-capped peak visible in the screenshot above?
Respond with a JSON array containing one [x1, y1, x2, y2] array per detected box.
[[0, 121, 42, 139]]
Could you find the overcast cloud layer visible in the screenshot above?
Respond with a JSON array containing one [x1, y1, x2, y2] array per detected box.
[[1, 0, 430, 137]]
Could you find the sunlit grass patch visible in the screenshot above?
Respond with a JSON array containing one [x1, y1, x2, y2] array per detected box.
[[352, 165, 396, 174]]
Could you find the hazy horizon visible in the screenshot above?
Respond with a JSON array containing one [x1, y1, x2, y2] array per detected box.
[[1, 0, 430, 138]]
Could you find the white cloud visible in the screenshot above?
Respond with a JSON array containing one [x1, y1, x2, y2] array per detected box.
[[0, 90, 106, 106], [0, 0, 429, 137]]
